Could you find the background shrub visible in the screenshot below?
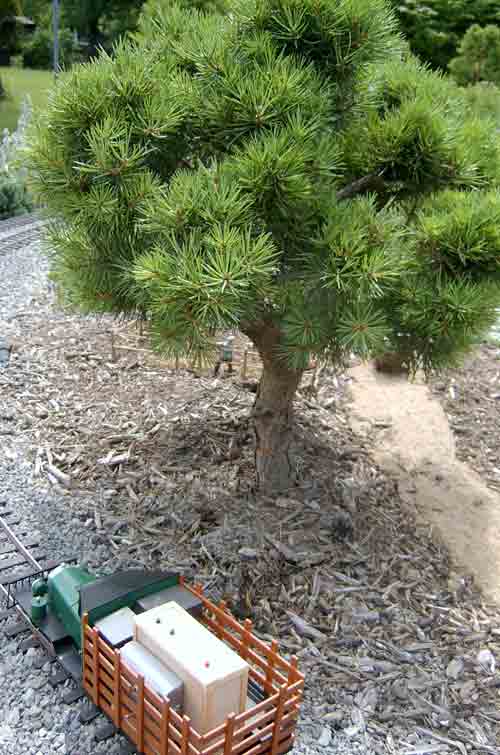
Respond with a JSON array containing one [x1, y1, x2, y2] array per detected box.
[[462, 82, 500, 122], [392, 0, 500, 72], [0, 172, 33, 218], [449, 25, 500, 87], [0, 0, 23, 52], [0, 97, 33, 219], [22, 25, 80, 69]]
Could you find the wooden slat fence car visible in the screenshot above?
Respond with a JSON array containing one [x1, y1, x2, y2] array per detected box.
[[82, 580, 304, 755]]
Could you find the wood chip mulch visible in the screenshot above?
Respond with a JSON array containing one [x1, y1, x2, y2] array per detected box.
[[1, 308, 499, 754], [430, 343, 500, 494]]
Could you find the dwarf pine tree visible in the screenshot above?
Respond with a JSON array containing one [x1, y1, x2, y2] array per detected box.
[[27, 0, 500, 492]]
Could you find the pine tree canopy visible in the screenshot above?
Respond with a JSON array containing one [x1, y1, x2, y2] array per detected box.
[[136, 0, 229, 38], [25, 0, 500, 489], [27, 0, 500, 376]]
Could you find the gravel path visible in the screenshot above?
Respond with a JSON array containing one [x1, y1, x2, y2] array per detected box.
[[0, 220, 363, 755]]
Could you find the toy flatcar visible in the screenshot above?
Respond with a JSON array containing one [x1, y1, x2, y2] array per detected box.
[[7, 564, 304, 755]]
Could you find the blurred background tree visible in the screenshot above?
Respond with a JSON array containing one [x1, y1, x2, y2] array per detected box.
[[63, 0, 145, 47], [0, 0, 23, 52], [22, 0, 46, 22], [449, 24, 500, 86], [22, 24, 79, 69], [21, 0, 148, 61], [393, 1, 500, 71]]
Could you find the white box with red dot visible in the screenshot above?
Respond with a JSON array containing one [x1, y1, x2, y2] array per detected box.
[[133, 601, 249, 733]]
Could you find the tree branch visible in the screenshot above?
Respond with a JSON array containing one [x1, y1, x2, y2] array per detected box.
[[336, 172, 387, 202]]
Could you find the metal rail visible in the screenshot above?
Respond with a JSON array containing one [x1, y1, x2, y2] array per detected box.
[[0, 509, 54, 654], [0, 514, 41, 571], [0, 215, 46, 258], [0, 508, 75, 634]]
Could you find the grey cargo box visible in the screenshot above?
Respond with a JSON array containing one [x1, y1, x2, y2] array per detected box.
[[136, 584, 203, 617], [121, 641, 184, 710], [95, 606, 135, 648]]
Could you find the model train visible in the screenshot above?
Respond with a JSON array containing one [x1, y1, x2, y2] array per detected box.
[[5, 563, 304, 755]]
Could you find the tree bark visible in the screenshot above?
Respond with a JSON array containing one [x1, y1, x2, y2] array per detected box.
[[248, 326, 303, 494]]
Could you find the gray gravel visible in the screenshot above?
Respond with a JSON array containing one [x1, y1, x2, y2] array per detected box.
[[0, 219, 132, 754], [0, 219, 371, 755]]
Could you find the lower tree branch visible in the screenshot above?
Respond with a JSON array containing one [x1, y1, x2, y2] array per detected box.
[[336, 172, 387, 202]]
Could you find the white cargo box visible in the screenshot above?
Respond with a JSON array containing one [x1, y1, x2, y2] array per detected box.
[[134, 601, 249, 733]]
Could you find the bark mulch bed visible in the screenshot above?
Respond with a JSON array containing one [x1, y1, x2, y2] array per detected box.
[[1, 311, 500, 754], [430, 343, 500, 494]]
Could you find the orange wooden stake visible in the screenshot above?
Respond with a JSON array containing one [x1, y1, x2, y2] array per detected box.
[[160, 698, 170, 755], [114, 651, 121, 728], [92, 629, 99, 706], [181, 715, 191, 755], [137, 675, 145, 753], [271, 684, 288, 755], [224, 713, 235, 755]]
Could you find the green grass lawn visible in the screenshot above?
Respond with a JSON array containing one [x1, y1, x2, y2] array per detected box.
[[0, 67, 56, 132]]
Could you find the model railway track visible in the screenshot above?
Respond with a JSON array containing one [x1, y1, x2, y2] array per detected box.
[[0, 507, 84, 690], [0, 503, 79, 650], [0, 214, 46, 257], [0, 508, 138, 750], [0, 506, 72, 621]]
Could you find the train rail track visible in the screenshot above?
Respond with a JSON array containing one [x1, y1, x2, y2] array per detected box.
[[0, 213, 46, 257], [0, 508, 137, 753], [0, 505, 79, 672], [0, 505, 74, 636]]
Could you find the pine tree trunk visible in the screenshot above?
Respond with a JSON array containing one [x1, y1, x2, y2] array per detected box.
[[249, 327, 303, 493]]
